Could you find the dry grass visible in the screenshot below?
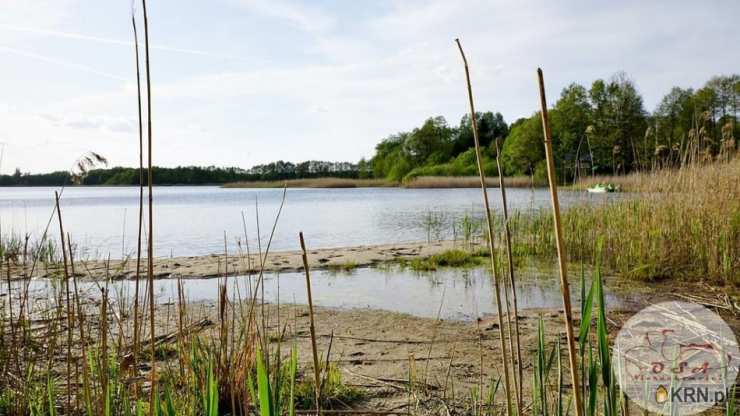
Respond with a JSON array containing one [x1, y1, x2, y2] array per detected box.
[[574, 160, 739, 193], [573, 171, 666, 192], [223, 177, 395, 188], [514, 156, 740, 283], [404, 175, 543, 188]]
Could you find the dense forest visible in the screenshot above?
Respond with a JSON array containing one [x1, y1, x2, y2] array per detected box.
[[370, 73, 739, 182], [0, 161, 360, 186]]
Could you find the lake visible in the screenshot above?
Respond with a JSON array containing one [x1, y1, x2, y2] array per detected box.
[[0, 186, 619, 259]]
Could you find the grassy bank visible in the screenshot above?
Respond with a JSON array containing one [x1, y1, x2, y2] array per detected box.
[[223, 177, 396, 188]]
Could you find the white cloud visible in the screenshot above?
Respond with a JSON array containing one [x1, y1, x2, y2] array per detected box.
[[1, 0, 738, 173], [0, 0, 72, 33], [62, 114, 136, 133], [0, 45, 129, 81], [234, 0, 334, 33]]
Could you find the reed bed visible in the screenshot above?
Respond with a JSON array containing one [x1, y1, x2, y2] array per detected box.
[[575, 155, 739, 193], [404, 175, 541, 189], [223, 178, 395, 189], [510, 156, 740, 283]]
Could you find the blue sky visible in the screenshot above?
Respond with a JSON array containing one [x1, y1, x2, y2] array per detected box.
[[1, 0, 738, 174]]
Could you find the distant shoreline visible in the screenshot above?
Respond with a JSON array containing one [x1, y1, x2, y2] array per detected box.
[[222, 177, 396, 188], [0, 175, 546, 189], [222, 175, 544, 189]]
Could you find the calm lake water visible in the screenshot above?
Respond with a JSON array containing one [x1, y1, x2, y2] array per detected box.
[[0, 186, 619, 259], [6, 265, 628, 320]]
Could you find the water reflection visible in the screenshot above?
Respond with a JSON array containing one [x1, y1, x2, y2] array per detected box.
[[6, 265, 626, 321]]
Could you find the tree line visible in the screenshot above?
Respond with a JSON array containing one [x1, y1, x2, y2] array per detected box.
[[369, 72, 738, 182], [0, 161, 361, 186]]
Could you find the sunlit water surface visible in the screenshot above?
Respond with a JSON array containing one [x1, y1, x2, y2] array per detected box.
[[0, 186, 621, 259]]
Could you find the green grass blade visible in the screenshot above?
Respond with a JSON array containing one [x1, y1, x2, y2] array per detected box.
[[587, 345, 597, 416], [164, 383, 177, 416], [727, 385, 736, 416], [256, 348, 273, 416], [578, 279, 595, 351], [47, 376, 56, 416], [207, 359, 219, 416], [289, 344, 298, 416]]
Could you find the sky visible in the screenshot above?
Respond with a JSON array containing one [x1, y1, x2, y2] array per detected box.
[[1, 0, 738, 174]]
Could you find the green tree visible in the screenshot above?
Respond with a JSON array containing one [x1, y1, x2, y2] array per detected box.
[[550, 83, 592, 179], [402, 116, 453, 165], [357, 158, 371, 179], [452, 111, 508, 156], [371, 133, 407, 179], [500, 114, 545, 175], [693, 75, 739, 151], [654, 87, 695, 161], [588, 73, 647, 173]]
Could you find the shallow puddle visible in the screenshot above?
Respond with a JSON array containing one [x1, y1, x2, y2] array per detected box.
[[6, 264, 629, 320]]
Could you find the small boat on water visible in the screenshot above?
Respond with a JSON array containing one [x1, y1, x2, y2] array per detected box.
[[587, 183, 619, 193]]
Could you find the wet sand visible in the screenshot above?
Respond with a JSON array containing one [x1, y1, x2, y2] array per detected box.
[[151, 275, 738, 413], [27, 240, 479, 280], [159, 301, 620, 412]]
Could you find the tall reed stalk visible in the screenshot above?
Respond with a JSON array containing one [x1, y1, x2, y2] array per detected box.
[[53, 191, 72, 414], [537, 68, 584, 416], [67, 234, 92, 415], [494, 138, 523, 414], [299, 232, 322, 416], [131, 9, 145, 393], [140, 0, 157, 407], [455, 38, 514, 416]]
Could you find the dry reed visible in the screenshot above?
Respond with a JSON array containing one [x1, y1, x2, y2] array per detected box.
[[404, 175, 541, 189], [141, 0, 156, 407], [494, 138, 523, 414], [537, 67, 583, 416], [455, 38, 514, 416], [130, 9, 145, 391]]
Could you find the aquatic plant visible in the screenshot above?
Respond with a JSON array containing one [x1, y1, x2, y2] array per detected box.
[[402, 249, 485, 271]]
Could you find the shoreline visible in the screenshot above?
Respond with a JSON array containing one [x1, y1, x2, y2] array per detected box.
[[222, 175, 545, 189]]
